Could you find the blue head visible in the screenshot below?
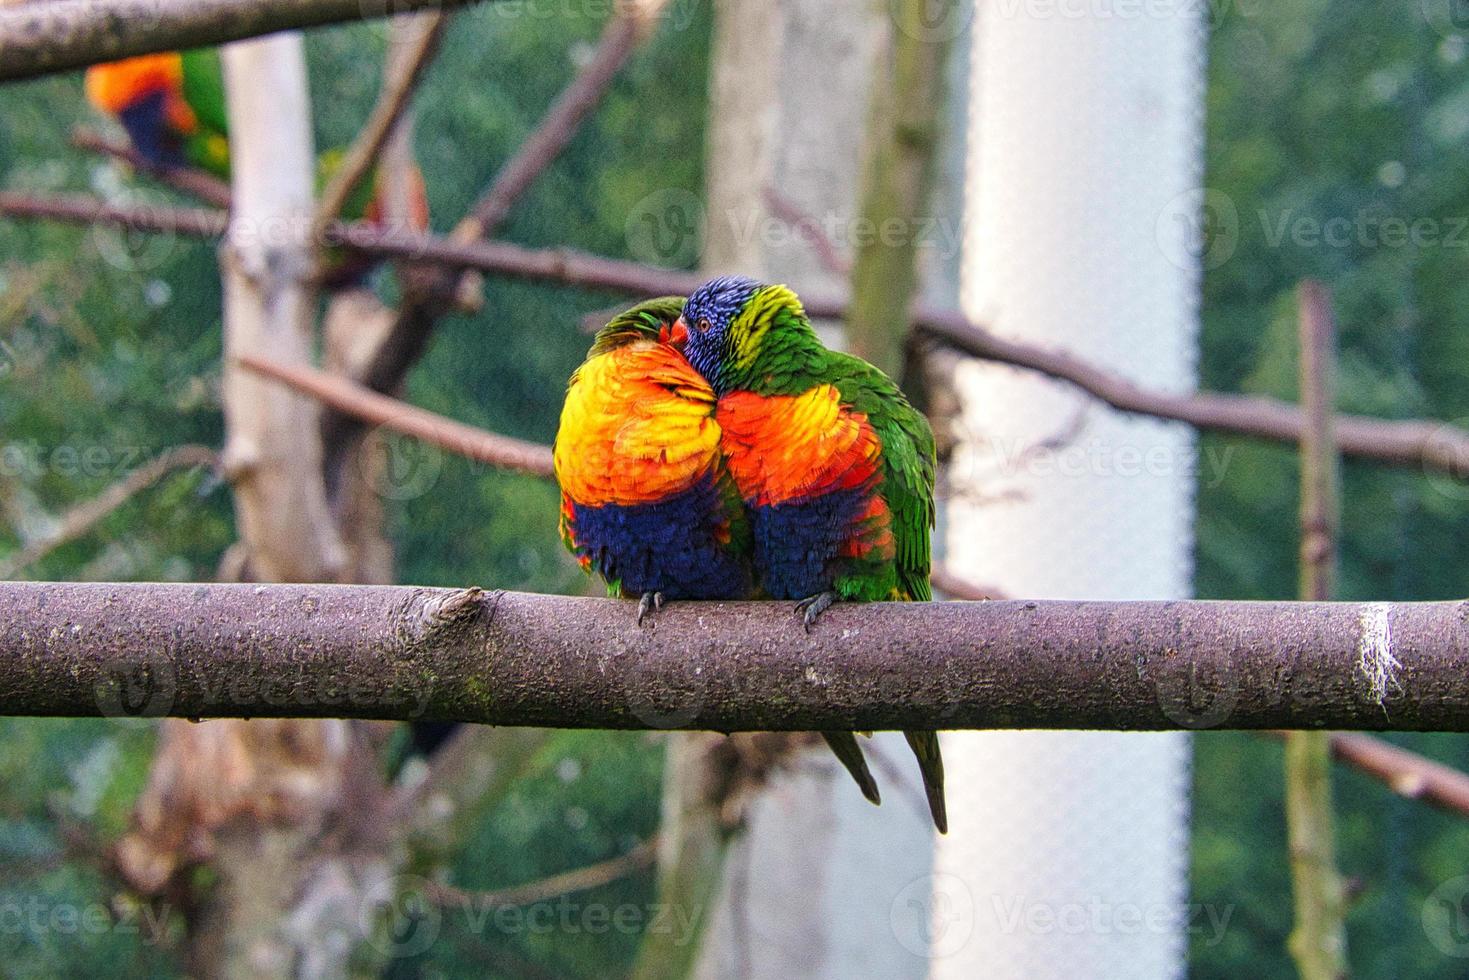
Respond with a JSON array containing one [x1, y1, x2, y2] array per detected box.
[[675, 275, 760, 391]]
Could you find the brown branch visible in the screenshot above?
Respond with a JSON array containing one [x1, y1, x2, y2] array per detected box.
[[0, 445, 216, 580], [1323, 733, 1469, 818], [3, 581, 1469, 730], [72, 128, 233, 209], [0, 0, 496, 82], [311, 10, 448, 243], [1286, 279, 1349, 980], [425, 838, 657, 910], [236, 353, 554, 477], [929, 567, 1007, 601], [762, 188, 850, 277], [322, 3, 669, 490], [10, 190, 1469, 481]]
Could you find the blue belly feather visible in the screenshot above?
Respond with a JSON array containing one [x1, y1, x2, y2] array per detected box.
[[571, 477, 750, 599]]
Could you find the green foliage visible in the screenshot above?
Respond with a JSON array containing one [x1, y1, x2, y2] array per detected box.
[[1193, 4, 1469, 976]]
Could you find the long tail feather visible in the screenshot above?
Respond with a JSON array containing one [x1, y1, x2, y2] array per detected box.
[[820, 731, 881, 805], [904, 730, 947, 834]]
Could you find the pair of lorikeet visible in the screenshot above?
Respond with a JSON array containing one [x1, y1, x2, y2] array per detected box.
[[555, 277, 947, 833], [83, 50, 429, 266]]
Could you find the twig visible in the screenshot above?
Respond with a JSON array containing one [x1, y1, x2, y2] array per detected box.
[[1263, 731, 1469, 821], [311, 11, 448, 244], [761, 188, 850, 277], [11, 190, 1469, 482], [425, 838, 657, 910], [929, 567, 1007, 601], [323, 3, 670, 488], [72, 128, 233, 209], [237, 353, 553, 477], [1286, 280, 1349, 980], [0, 445, 216, 580], [0, 0, 497, 82]]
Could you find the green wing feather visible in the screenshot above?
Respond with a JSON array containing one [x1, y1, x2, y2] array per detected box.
[[180, 49, 228, 135], [179, 48, 231, 178]]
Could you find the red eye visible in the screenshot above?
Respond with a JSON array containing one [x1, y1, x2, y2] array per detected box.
[[697, 318, 712, 334]]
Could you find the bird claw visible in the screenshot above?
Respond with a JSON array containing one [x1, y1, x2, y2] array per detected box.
[[795, 591, 837, 632], [636, 591, 664, 625]]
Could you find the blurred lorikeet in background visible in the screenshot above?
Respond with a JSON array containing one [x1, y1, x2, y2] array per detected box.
[[84, 51, 231, 177], [554, 297, 883, 806], [84, 51, 431, 271], [676, 275, 946, 833]]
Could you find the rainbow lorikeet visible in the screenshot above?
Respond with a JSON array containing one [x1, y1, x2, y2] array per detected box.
[[554, 297, 754, 620], [675, 276, 946, 833], [84, 52, 430, 238], [554, 297, 883, 805], [85, 51, 231, 177]]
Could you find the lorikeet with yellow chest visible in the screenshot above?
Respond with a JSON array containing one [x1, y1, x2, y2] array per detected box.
[[554, 297, 754, 621], [675, 276, 946, 833]]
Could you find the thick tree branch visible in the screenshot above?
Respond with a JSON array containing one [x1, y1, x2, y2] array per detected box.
[[9, 191, 1469, 480], [0, 0, 494, 82], [0, 581, 1463, 731]]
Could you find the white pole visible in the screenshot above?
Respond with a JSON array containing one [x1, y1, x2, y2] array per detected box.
[[930, 3, 1205, 977]]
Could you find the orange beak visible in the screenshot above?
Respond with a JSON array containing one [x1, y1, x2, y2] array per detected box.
[[664, 317, 690, 349]]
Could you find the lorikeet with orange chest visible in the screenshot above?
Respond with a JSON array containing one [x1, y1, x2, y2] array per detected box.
[[675, 276, 947, 833], [85, 52, 431, 254], [85, 51, 231, 177], [554, 296, 884, 806]]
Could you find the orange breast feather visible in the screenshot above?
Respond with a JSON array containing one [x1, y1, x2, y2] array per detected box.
[[85, 55, 194, 132], [555, 341, 721, 506], [715, 385, 882, 507]]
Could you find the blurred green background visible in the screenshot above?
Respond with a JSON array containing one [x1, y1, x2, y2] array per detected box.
[[3, 1, 1469, 976]]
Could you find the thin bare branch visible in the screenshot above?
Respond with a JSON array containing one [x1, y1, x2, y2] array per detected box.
[[72, 128, 233, 209], [1286, 279, 1349, 980], [10, 190, 1469, 481], [0, 445, 216, 580], [237, 352, 554, 477], [0, 0, 495, 82], [425, 838, 657, 910], [323, 3, 670, 486], [311, 11, 448, 243]]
